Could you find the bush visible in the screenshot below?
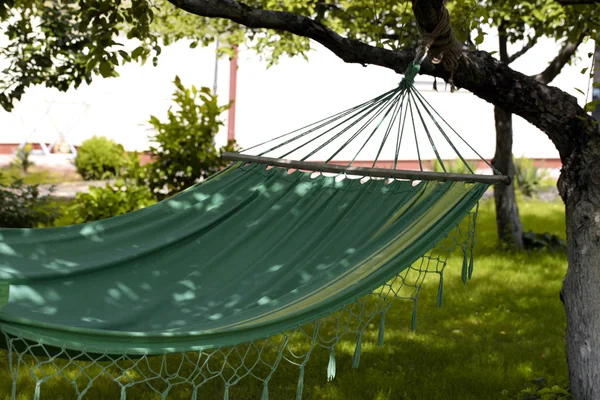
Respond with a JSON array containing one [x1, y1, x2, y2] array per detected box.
[[142, 76, 237, 199], [64, 77, 238, 223], [74, 136, 127, 180], [522, 231, 566, 252], [67, 178, 156, 224], [0, 172, 61, 228], [13, 144, 34, 173], [432, 158, 477, 174], [514, 157, 550, 197], [501, 378, 571, 399]]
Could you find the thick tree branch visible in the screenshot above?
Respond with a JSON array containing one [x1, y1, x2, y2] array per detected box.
[[167, 0, 413, 72], [507, 34, 539, 64], [534, 31, 587, 84], [167, 0, 598, 164]]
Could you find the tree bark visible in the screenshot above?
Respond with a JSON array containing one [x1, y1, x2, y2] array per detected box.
[[492, 25, 524, 249], [560, 137, 600, 400], [492, 106, 524, 248], [556, 31, 598, 394], [490, 27, 584, 249]]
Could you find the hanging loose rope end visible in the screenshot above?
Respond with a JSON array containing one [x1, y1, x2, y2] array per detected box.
[[416, 6, 463, 93]]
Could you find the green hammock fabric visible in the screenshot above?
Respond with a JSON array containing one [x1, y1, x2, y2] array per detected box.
[[0, 162, 486, 358]]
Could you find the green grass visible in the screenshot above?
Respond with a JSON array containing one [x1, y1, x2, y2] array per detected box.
[[0, 197, 568, 400], [0, 165, 81, 185]]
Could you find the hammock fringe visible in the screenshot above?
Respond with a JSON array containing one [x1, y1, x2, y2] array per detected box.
[[437, 272, 444, 308], [411, 295, 419, 332], [296, 366, 305, 400], [352, 333, 362, 369], [377, 312, 386, 347], [223, 385, 229, 400], [327, 347, 337, 381], [261, 381, 269, 400]]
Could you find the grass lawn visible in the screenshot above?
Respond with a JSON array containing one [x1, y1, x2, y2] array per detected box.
[[0, 165, 81, 186], [0, 197, 568, 400]]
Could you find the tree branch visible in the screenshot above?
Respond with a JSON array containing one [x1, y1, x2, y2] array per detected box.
[[507, 34, 539, 64], [166, 0, 413, 72], [167, 0, 598, 163], [498, 22, 509, 63], [533, 31, 587, 84]]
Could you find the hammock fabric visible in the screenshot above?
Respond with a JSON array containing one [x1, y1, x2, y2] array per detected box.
[[0, 61, 504, 400], [0, 161, 486, 351]]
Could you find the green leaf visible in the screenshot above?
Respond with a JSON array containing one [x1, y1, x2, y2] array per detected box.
[[189, 41, 198, 49], [584, 100, 600, 113], [532, 9, 543, 20], [85, 57, 99, 75], [581, 67, 589, 74], [118, 50, 131, 62], [99, 61, 112, 78], [131, 46, 144, 59], [574, 88, 585, 95]]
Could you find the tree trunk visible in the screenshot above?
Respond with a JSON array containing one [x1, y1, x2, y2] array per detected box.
[[492, 106, 524, 249], [561, 151, 600, 399]]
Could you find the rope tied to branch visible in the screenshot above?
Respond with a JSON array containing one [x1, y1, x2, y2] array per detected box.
[[416, 6, 463, 92]]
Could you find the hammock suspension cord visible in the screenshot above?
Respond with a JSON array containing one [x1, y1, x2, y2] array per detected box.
[[228, 51, 505, 185]]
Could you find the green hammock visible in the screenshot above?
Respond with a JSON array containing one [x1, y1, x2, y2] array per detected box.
[[0, 61, 507, 400]]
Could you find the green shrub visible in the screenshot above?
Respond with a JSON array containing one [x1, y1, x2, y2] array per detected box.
[[12, 144, 34, 173], [142, 76, 237, 199], [67, 179, 156, 224], [432, 158, 477, 174], [0, 172, 61, 228], [523, 231, 566, 252], [501, 378, 571, 399], [121, 152, 148, 183], [514, 157, 550, 197], [74, 136, 127, 180]]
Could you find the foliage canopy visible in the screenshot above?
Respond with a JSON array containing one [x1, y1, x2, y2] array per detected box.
[[1, 0, 598, 112]]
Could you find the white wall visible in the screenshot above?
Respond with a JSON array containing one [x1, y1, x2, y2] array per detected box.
[[0, 32, 595, 163]]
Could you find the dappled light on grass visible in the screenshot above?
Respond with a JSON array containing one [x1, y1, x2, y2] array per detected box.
[[0, 198, 568, 399]]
